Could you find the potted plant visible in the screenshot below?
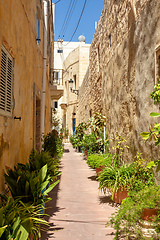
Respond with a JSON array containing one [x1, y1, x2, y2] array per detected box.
[[72, 122, 87, 152], [107, 185, 160, 239], [86, 153, 113, 175], [82, 134, 97, 158], [98, 154, 155, 204], [70, 134, 79, 149], [43, 130, 63, 158], [137, 186, 160, 221], [98, 162, 133, 203]]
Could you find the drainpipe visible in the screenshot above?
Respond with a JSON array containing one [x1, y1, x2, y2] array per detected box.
[[41, 0, 48, 137]]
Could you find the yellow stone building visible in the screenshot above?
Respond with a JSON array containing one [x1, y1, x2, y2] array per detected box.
[[0, 0, 60, 192]]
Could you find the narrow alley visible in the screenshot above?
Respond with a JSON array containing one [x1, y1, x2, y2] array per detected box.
[[41, 143, 116, 240]]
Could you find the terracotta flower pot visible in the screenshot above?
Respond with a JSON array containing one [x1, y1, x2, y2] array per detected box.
[[96, 166, 104, 176], [114, 187, 128, 204], [84, 150, 88, 159], [141, 208, 159, 221]]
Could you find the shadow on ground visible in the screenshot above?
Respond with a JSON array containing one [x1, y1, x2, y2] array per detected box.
[[63, 148, 70, 153], [99, 195, 115, 206], [41, 162, 64, 239], [88, 175, 97, 181]]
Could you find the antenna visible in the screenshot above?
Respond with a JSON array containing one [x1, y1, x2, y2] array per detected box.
[[95, 21, 97, 30]]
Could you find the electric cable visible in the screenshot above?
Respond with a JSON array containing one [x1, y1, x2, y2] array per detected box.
[[54, 0, 62, 4], [62, 0, 78, 37], [58, 0, 75, 38], [63, 0, 88, 46]]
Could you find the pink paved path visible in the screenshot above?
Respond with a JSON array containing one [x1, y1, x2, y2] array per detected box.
[[41, 143, 116, 240]]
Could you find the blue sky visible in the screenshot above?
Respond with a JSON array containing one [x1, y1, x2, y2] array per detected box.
[[53, 0, 104, 44]]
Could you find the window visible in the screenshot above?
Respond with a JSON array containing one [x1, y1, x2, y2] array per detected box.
[[0, 46, 13, 116], [57, 49, 63, 53], [74, 75, 76, 89], [36, 14, 40, 43], [54, 71, 59, 81], [54, 101, 58, 109]]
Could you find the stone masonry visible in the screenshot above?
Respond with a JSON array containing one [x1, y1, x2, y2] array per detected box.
[[78, 0, 160, 164]]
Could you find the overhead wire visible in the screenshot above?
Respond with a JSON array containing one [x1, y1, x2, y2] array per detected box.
[[55, 0, 88, 71], [58, 0, 75, 39], [54, 0, 62, 4], [63, 0, 88, 46], [62, 0, 78, 37]]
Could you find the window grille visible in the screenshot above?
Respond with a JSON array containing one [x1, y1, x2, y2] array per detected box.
[[0, 46, 13, 116]]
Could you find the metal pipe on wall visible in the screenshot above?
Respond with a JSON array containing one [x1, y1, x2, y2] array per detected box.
[[41, 0, 48, 137]]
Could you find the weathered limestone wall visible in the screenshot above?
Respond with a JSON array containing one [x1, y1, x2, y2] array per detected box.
[[78, 0, 160, 162], [0, 0, 52, 192]]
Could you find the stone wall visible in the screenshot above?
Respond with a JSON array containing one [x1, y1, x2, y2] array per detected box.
[[0, 0, 53, 192], [78, 0, 160, 163]]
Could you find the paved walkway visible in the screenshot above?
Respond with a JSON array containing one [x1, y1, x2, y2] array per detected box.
[[41, 143, 117, 240]]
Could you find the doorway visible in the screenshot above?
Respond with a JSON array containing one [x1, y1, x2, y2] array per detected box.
[[72, 118, 76, 136]]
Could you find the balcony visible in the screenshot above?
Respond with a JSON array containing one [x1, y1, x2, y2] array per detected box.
[[60, 96, 67, 110], [50, 69, 64, 100]]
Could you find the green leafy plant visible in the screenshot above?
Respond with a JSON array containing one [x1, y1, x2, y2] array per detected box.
[[150, 77, 160, 108], [82, 134, 97, 153], [141, 114, 160, 146], [75, 122, 88, 146], [107, 185, 160, 239], [4, 164, 59, 205], [69, 134, 79, 148], [43, 130, 63, 158], [98, 154, 155, 200], [86, 153, 113, 169], [29, 150, 60, 181], [87, 112, 106, 138], [0, 195, 48, 240], [141, 78, 160, 144], [110, 132, 129, 166], [98, 162, 134, 200], [140, 77, 160, 173]]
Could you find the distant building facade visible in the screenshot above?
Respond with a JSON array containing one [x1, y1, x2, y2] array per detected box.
[[61, 37, 90, 136], [52, 40, 81, 131], [53, 38, 90, 136]]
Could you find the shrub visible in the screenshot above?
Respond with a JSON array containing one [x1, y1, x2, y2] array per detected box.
[[70, 135, 79, 148], [29, 150, 60, 181], [98, 156, 155, 200], [43, 130, 63, 158], [107, 185, 160, 239], [87, 153, 113, 169], [0, 195, 48, 240], [4, 163, 59, 205]]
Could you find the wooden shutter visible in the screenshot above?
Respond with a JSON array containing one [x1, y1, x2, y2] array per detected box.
[[0, 46, 13, 116]]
